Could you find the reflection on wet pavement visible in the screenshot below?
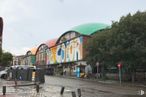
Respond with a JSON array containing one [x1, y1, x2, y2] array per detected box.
[[0, 83, 74, 97], [0, 77, 146, 97]]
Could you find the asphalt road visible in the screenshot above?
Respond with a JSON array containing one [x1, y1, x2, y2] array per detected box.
[[45, 76, 146, 97], [0, 76, 146, 97]]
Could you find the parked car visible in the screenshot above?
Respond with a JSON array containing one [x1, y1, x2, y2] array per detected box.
[[11, 65, 36, 70], [0, 69, 8, 79]]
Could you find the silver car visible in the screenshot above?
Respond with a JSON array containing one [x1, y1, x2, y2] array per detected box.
[[0, 69, 8, 79]]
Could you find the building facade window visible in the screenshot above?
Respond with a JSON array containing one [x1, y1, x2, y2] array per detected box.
[[36, 44, 48, 65]]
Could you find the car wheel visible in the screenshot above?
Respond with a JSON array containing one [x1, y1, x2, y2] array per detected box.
[[1, 74, 7, 79]]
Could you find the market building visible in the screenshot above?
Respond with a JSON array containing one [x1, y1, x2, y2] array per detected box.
[[22, 48, 37, 66], [35, 39, 57, 67], [45, 23, 109, 76], [13, 55, 25, 65]]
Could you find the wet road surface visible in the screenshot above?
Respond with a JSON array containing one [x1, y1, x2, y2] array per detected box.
[[45, 76, 146, 97], [0, 76, 146, 97]]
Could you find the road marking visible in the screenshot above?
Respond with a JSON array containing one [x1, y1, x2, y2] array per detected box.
[[137, 90, 144, 95]]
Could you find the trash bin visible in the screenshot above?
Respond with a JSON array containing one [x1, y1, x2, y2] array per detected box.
[[7, 68, 17, 80], [27, 68, 35, 81], [7, 69, 12, 80], [16, 69, 28, 81], [8, 67, 45, 83], [35, 68, 45, 83]]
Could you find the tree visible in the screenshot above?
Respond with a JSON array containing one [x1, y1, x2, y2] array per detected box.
[[1, 52, 13, 67], [85, 29, 111, 63], [85, 29, 112, 78], [85, 11, 146, 81], [110, 11, 146, 82]]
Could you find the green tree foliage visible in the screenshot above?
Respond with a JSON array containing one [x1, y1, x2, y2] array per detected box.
[[85, 11, 146, 81], [85, 29, 112, 65], [111, 12, 146, 68], [111, 11, 146, 82], [1, 52, 13, 66]]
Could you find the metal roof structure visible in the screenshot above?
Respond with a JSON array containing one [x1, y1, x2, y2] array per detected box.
[[71, 23, 109, 35]]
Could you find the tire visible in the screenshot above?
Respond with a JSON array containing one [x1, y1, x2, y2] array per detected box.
[[1, 74, 7, 79]]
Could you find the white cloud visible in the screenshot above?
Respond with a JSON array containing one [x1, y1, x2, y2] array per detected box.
[[5, 47, 31, 55], [1, 0, 146, 55]]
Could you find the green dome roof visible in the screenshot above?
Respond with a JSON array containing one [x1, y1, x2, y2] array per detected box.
[[71, 23, 109, 35]]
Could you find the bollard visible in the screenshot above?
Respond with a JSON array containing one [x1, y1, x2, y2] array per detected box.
[[14, 78, 17, 88], [36, 84, 39, 93], [72, 91, 76, 97], [2, 86, 6, 95], [77, 88, 81, 97], [60, 87, 65, 95]]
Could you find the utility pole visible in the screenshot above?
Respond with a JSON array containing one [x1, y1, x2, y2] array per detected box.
[[117, 63, 122, 85]]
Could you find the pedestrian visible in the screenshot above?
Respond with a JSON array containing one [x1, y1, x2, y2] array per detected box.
[[85, 64, 92, 79]]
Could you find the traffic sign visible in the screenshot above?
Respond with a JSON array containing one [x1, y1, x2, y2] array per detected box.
[[117, 63, 122, 68]]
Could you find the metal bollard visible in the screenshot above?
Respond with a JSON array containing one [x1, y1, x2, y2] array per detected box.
[[36, 84, 39, 93], [60, 87, 65, 95], [72, 91, 76, 97], [14, 79, 17, 88], [77, 88, 81, 97], [2, 86, 6, 95]]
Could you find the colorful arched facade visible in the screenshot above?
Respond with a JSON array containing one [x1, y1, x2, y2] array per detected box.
[[45, 23, 109, 76], [35, 39, 57, 65], [24, 23, 109, 76], [22, 48, 37, 66], [46, 23, 109, 64]]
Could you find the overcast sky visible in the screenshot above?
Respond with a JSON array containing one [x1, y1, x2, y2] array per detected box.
[[0, 0, 146, 55]]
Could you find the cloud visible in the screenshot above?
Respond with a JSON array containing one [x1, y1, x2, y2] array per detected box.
[[0, 0, 35, 22], [5, 47, 31, 55], [1, 0, 146, 55]]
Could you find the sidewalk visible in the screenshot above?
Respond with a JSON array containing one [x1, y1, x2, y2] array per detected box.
[[0, 80, 36, 87], [54, 75, 146, 88], [0, 94, 18, 97]]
